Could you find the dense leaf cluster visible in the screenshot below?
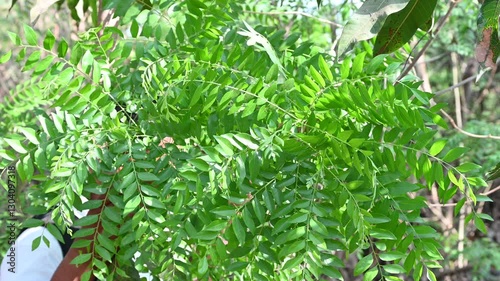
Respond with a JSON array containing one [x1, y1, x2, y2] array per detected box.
[[0, 0, 489, 280]]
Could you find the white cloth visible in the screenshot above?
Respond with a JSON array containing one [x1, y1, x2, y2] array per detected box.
[[0, 226, 62, 281]]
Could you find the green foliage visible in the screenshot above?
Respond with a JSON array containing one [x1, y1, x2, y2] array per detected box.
[[0, 1, 488, 280], [465, 239, 500, 281]]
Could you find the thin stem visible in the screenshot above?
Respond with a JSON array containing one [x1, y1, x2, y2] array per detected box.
[[435, 75, 478, 96]]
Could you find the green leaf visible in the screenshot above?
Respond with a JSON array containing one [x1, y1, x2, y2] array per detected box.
[[95, 245, 112, 261], [46, 224, 64, 243], [428, 139, 447, 156], [138, 172, 159, 182], [454, 198, 466, 216], [234, 134, 259, 150], [18, 127, 40, 145], [442, 147, 469, 162], [72, 228, 95, 239], [363, 267, 378, 281], [0, 51, 11, 64], [279, 240, 305, 258], [474, 216, 488, 234], [379, 251, 405, 261], [58, 39, 69, 57], [147, 209, 165, 224], [21, 218, 44, 228], [70, 253, 92, 265], [427, 268, 437, 281], [198, 256, 209, 276], [370, 228, 397, 240], [23, 154, 34, 181], [404, 251, 416, 272], [338, 0, 411, 55], [8, 32, 21, 45], [104, 207, 122, 224], [188, 158, 210, 171], [31, 236, 42, 251], [23, 24, 38, 45], [352, 52, 367, 75], [43, 29, 56, 50], [282, 254, 304, 270], [354, 253, 373, 276], [318, 55, 333, 82], [456, 162, 481, 173], [374, 0, 438, 54], [383, 264, 406, 274], [4, 138, 28, 154], [204, 220, 228, 232], [232, 217, 246, 245], [74, 214, 99, 227], [214, 135, 234, 156], [81, 51, 94, 73], [124, 195, 141, 216]]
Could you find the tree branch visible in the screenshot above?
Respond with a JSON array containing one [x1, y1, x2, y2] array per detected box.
[[435, 75, 479, 96], [440, 109, 500, 140]]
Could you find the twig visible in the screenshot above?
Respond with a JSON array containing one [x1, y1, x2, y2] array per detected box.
[[243, 10, 342, 27], [440, 109, 500, 140], [482, 185, 500, 196], [435, 75, 478, 96], [397, 0, 460, 81]]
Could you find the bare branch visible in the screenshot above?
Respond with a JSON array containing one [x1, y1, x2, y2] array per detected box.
[[435, 75, 479, 96], [482, 185, 500, 196]]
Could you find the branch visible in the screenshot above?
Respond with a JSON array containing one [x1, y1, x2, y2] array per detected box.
[[440, 109, 500, 140], [435, 75, 478, 96], [397, 0, 460, 81], [482, 185, 500, 196], [243, 10, 342, 27]]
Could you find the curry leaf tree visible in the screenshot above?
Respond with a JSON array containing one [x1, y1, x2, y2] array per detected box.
[[0, 0, 489, 280]]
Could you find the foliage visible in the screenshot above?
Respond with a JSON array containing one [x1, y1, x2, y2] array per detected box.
[[465, 239, 500, 281], [0, 0, 491, 280], [339, 0, 500, 68]]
